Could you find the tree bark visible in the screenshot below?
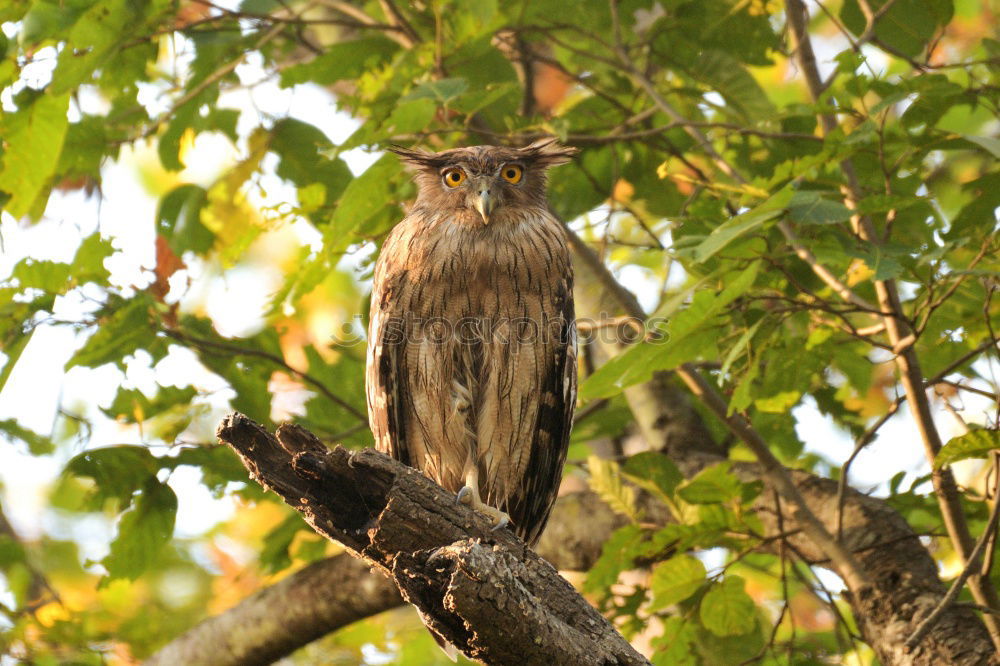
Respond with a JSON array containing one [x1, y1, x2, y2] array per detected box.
[[145, 488, 623, 665], [187, 412, 648, 666]]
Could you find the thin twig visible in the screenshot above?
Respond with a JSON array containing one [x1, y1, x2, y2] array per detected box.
[[905, 469, 1000, 650], [836, 395, 906, 539], [937, 379, 998, 402], [924, 338, 1000, 388]]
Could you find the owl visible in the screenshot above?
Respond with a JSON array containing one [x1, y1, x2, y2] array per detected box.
[[365, 139, 578, 546]]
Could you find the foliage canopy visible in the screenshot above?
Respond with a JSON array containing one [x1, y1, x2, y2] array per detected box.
[[0, 0, 998, 663]]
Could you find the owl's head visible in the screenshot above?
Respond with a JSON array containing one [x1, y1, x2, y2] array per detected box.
[[389, 138, 577, 225]]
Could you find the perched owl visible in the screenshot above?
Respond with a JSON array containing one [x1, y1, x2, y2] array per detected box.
[[366, 139, 578, 546]]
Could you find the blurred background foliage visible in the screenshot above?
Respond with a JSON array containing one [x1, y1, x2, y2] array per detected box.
[[0, 0, 998, 663]]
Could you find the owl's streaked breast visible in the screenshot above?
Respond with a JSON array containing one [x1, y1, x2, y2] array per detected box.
[[384, 209, 569, 321]]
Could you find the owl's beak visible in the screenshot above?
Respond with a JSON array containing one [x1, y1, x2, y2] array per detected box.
[[474, 190, 495, 225]]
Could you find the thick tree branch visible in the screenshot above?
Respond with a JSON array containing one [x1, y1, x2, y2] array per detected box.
[[202, 413, 648, 666], [146, 489, 627, 666]]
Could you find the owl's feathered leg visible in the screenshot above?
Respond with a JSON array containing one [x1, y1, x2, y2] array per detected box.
[[456, 464, 510, 530]]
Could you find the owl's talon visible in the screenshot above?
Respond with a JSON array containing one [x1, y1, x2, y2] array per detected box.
[[490, 511, 510, 532], [455, 486, 510, 531]]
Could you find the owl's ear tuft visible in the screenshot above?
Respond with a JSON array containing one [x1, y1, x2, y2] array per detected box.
[[388, 145, 449, 170], [518, 137, 578, 168]]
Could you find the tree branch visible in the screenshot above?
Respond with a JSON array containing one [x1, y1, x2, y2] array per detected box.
[[146, 487, 628, 665], [203, 413, 648, 665], [784, 0, 1000, 646], [907, 473, 1000, 651]]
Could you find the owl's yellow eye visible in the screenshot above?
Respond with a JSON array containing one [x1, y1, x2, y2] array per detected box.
[[501, 164, 523, 184], [443, 169, 466, 187]]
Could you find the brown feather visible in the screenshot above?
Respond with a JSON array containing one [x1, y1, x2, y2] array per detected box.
[[366, 140, 577, 545]]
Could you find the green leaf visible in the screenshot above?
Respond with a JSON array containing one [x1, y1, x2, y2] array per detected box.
[[840, 0, 953, 58], [384, 99, 437, 134], [856, 246, 904, 281], [101, 479, 177, 583], [677, 462, 745, 504], [754, 390, 801, 413], [279, 37, 399, 87], [0, 91, 70, 219], [70, 233, 114, 284], [699, 575, 757, 636], [0, 419, 54, 455], [581, 263, 758, 400], [65, 295, 155, 370], [652, 616, 698, 666], [101, 385, 197, 423], [855, 193, 917, 215], [694, 619, 764, 664], [692, 188, 793, 262], [588, 456, 640, 521], [622, 452, 683, 501], [65, 445, 159, 506], [49, 0, 143, 94], [19, 1, 89, 45], [0, 328, 33, 394], [157, 184, 213, 255], [787, 191, 853, 225], [11, 259, 71, 293], [686, 50, 775, 122], [403, 77, 468, 104], [584, 524, 645, 594], [945, 173, 1000, 241], [935, 430, 1000, 469], [719, 319, 763, 378], [269, 119, 353, 206], [648, 554, 707, 611]]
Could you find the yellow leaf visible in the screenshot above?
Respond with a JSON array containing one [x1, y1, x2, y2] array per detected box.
[[35, 601, 71, 627], [612, 178, 635, 203], [177, 127, 197, 168], [847, 258, 874, 286]]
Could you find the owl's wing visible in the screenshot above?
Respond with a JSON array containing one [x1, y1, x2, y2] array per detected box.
[[365, 264, 414, 469], [508, 278, 577, 546]]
